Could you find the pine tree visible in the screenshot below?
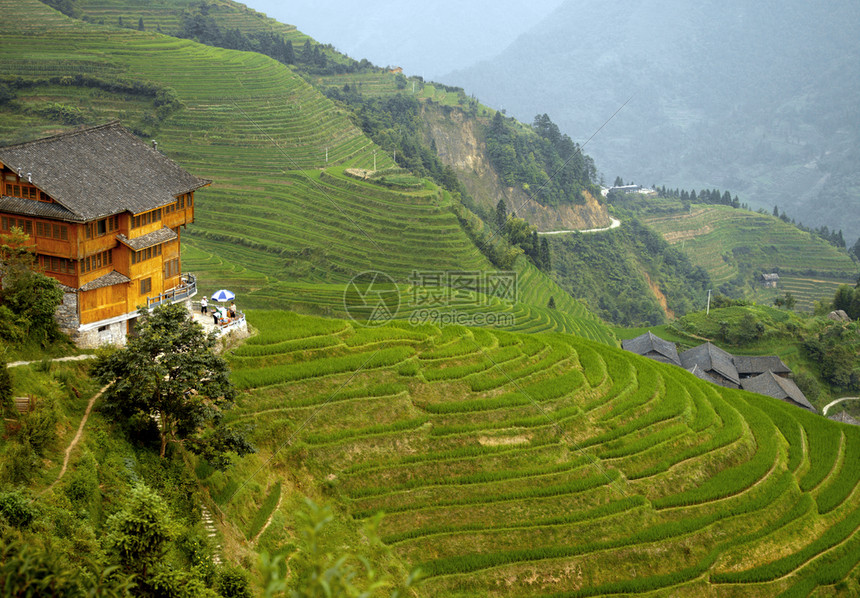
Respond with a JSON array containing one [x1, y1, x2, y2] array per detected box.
[[138, 17, 144, 31], [773, 205, 779, 217], [284, 40, 295, 64], [495, 199, 507, 231]]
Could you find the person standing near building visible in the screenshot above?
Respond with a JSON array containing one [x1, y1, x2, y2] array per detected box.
[[201, 296, 208, 314]]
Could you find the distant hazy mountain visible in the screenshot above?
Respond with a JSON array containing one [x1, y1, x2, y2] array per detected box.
[[445, 0, 860, 243], [244, 0, 562, 79]]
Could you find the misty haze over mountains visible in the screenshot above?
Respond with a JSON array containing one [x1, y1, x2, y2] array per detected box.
[[245, 0, 562, 79], [250, 0, 860, 243]]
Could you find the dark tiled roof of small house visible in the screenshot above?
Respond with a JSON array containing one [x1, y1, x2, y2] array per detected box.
[[116, 226, 178, 251], [0, 121, 209, 222], [741, 371, 816, 413], [680, 342, 740, 387], [79, 270, 131, 292], [732, 355, 791, 376], [621, 331, 681, 366], [828, 411, 860, 426]]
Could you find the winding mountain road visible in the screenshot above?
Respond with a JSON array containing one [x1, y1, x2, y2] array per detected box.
[[538, 217, 621, 235], [823, 397, 860, 416]]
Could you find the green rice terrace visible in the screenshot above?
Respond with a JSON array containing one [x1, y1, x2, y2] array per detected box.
[[65, 0, 332, 59], [205, 310, 860, 596], [642, 205, 858, 309]]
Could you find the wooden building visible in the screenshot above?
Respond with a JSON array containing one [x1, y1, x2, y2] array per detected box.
[[0, 122, 209, 346]]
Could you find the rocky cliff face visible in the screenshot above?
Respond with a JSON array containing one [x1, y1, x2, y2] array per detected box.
[[421, 104, 610, 232]]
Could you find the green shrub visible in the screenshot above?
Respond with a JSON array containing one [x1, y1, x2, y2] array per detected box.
[[217, 564, 253, 598], [0, 540, 134, 597], [63, 451, 99, 508], [19, 399, 59, 456], [1, 441, 39, 485], [0, 489, 38, 528]]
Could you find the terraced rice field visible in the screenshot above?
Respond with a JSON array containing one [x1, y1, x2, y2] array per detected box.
[[315, 72, 406, 97], [207, 310, 860, 596], [775, 276, 852, 312], [643, 205, 858, 288], [72, 0, 329, 59]]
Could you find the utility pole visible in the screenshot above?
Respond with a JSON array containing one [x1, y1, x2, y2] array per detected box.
[[325, 147, 328, 163], [373, 149, 377, 171], [706, 289, 711, 315], [393, 148, 396, 164]]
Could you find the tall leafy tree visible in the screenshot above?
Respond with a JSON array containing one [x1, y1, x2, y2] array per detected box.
[[0, 227, 64, 343], [92, 303, 253, 466]]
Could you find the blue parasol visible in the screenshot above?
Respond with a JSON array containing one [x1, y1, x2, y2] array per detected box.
[[210, 289, 235, 302]]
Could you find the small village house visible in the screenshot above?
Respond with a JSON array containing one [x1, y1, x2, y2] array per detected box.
[[0, 122, 209, 347], [761, 272, 779, 288]]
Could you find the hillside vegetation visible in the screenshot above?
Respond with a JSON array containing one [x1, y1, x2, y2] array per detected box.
[[548, 218, 711, 326], [204, 310, 860, 596]]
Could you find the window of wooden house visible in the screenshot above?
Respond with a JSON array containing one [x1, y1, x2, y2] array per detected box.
[[85, 216, 119, 239], [1, 217, 33, 236], [140, 277, 152, 295], [80, 249, 112, 274], [39, 254, 75, 275], [164, 258, 180, 279], [37, 222, 69, 241], [131, 209, 162, 229], [131, 243, 162, 265]]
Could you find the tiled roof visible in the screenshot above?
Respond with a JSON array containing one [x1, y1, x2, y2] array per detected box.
[[0, 194, 79, 222], [116, 226, 177, 251], [828, 412, 860, 426], [680, 342, 740, 386], [733, 355, 791, 376], [79, 270, 131, 292], [622, 331, 681, 366], [687, 364, 723, 386], [741, 371, 816, 412], [0, 121, 209, 222]]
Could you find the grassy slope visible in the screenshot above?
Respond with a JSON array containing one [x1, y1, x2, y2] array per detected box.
[[0, 0, 613, 343], [642, 204, 859, 309], [201, 309, 860, 596]]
